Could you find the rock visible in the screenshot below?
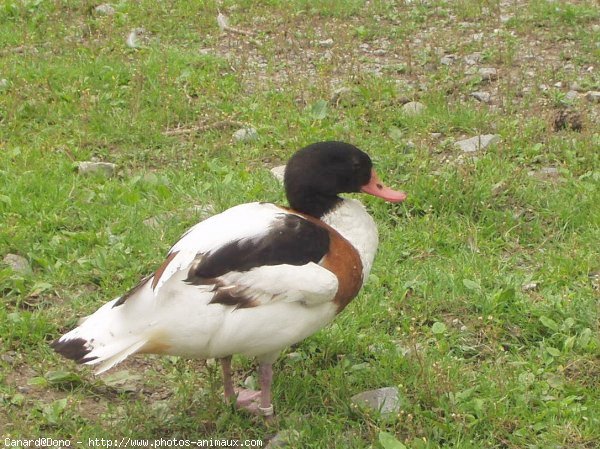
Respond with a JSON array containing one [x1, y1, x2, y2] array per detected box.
[[94, 4, 115, 15], [528, 167, 561, 180], [522, 282, 539, 292], [126, 28, 149, 49], [564, 90, 579, 102], [430, 132, 442, 139], [478, 67, 498, 81], [3, 254, 32, 275], [270, 165, 286, 183], [401, 101, 426, 116], [266, 430, 300, 449], [351, 387, 401, 415], [472, 32, 484, 41], [455, 134, 500, 153], [77, 161, 116, 176], [471, 91, 491, 103], [584, 91, 600, 103], [500, 14, 512, 23], [440, 54, 457, 65], [318, 38, 334, 48], [373, 49, 387, 56], [330, 87, 353, 105], [464, 52, 482, 65], [570, 82, 584, 92], [232, 127, 258, 142], [0, 79, 9, 90]]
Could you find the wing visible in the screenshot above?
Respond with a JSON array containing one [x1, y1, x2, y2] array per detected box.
[[114, 202, 339, 309]]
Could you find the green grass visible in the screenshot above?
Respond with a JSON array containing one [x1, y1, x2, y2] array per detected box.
[[1, 0, 599, 447]]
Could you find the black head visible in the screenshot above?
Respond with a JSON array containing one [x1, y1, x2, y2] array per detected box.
[[284, 141, 374, 217]]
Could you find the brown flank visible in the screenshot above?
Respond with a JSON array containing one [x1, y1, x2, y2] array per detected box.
[[292, 210, 363, 313]]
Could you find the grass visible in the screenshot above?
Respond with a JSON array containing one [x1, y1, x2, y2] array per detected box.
[[1, 0, 599, 447]]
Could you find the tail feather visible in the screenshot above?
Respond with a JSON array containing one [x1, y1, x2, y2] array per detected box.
[[52, 285, 155, 374]]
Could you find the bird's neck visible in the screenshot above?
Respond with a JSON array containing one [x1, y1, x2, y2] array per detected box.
[[321, 198, 379, 279]]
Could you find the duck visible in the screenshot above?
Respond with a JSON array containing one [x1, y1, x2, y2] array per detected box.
[[52, 141, 407, 417]]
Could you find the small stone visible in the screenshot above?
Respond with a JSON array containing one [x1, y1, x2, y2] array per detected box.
[[77, 161, 116, 176], [478, 67, 498, 81], [528, 167, 561, 180], [266, 430, 300, 449], [373, 49, 387, 56], [440, 54, 457, 65], [554, 82, 563, 88], [472, 32, 484, 41], [232, 127, 258, 142], [564, 90, 578, 102], [94, 4, 115, 15], [471, 91, 491, 103], [522, 282, 539, 292], [318, 38, 334, 48], [570, 82, 584, 92], [430, 132, 442, 138], [464, 52, 482, 65], [351, 387, 401, 415], [401, 101, 426, 116], [126, 28, 149, 49], [270, 165, 286, 183], [584, 91, 600, 103], [3, 254, 32, 275], [455, 134, 500, 153], [500, 14, 512, 23], [17, 385, 31, 394], [0, 79, 9, 90], [330, 87, 353, 105], [1, 353, 15, 364]]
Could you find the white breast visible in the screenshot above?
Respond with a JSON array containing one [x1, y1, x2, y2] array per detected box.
[[321, 199, 379, 279]]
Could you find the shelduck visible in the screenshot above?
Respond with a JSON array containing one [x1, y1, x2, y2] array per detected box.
[[52, 141, 407, 417]]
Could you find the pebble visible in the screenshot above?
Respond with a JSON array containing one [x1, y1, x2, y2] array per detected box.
[[3, 254, 32, 275], [471, 91, 491, 103], [232, 127, 258, 142], [455, 134, 500, 153], [270, 165, 286, 183], [570, 82, 584, 92], [478, 67, 498, 81], [77, 161, 117, 176], [318, 38, 334, 48], [464, 52, 482, 65], [401, 101, 426, 116], [0, 79, 9, 90], [94, 4, 115, 15], [430, 132, 442, 138], [330, 86, 353, 105], [522, 282, 539, 292], [351, 387, 402, 416], [126, 28, 148, 49], [440, 54, 457, 65], [584, 91, 600, 103], [564, 90, 578, 102]]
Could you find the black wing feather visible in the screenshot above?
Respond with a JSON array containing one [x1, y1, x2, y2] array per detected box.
[[186, 214, 330, 283]]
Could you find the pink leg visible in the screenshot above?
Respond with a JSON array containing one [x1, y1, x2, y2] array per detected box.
[[220, 356, 236, 402], [257, 363, 274, 418], [219, 357, 274, 417]]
